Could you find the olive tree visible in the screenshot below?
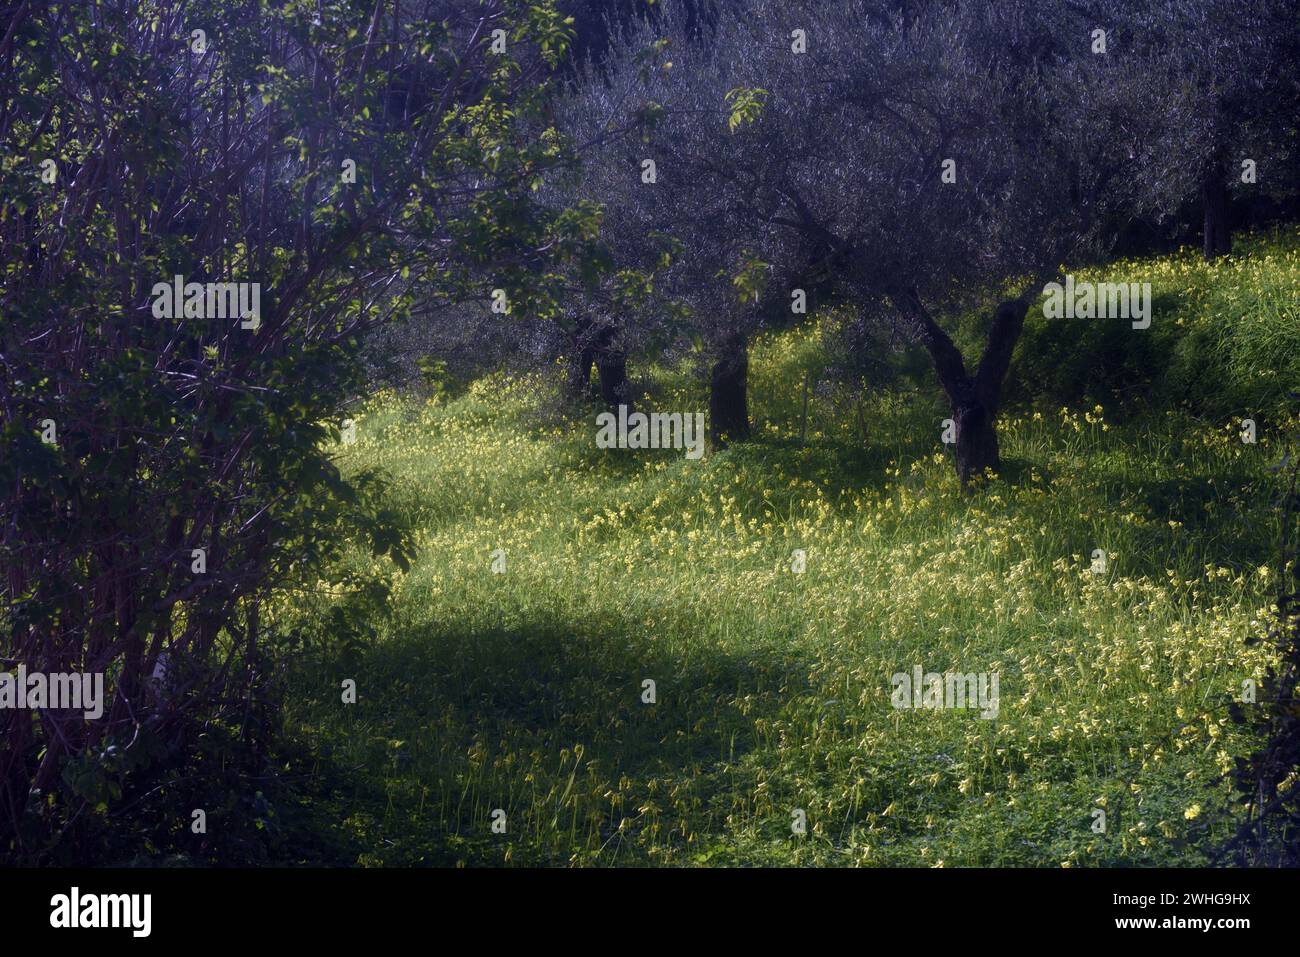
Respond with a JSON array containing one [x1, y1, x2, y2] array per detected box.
[[595, 0, 1180, 482]]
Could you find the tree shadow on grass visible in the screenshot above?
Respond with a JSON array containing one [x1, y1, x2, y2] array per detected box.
[[1095, 470, 1276, 570], [286, 612, 821, 865]]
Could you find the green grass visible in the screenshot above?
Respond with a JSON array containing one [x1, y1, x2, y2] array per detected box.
[[275, 235, 1296, 867], [1009, 227, 1300, 416]]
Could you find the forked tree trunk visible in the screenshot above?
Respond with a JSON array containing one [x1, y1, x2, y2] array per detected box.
[[1202, 166, 1232, 261], [896, 292, 1027, 487], [709, 334, 750, 448]]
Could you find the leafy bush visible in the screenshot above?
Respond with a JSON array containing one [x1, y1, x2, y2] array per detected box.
[[0, 0, 576, 862]]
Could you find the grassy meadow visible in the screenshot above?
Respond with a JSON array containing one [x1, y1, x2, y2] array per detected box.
[[275, 231, 1299, 866]]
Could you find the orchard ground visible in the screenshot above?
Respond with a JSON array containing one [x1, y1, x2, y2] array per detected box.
[[275, 230, 1298, 866]]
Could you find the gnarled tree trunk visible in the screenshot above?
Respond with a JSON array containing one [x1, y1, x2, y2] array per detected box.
[[709, 333, 750, 448], [896, 292, 1027, 487]]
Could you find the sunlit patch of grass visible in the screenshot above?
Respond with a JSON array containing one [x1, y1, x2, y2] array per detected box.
[[1010, 226, 1300, 417]]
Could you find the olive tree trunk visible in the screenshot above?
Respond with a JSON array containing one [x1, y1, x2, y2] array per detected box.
[[709, 333, 750, 448], [565, 317, 597, 400], [1202, 166, 1232, 261], [590, 324, 632, 411], [895, 292, 1028, 487]]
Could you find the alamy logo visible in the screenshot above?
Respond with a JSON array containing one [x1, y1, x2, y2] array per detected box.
[[50, 887, 151, 937], [890, 665, 999, 719], [151, 274, 261, 328], [1042, 274, 1151, 329], [0, 666, 103, 719], [596, 405, 705, 459]]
